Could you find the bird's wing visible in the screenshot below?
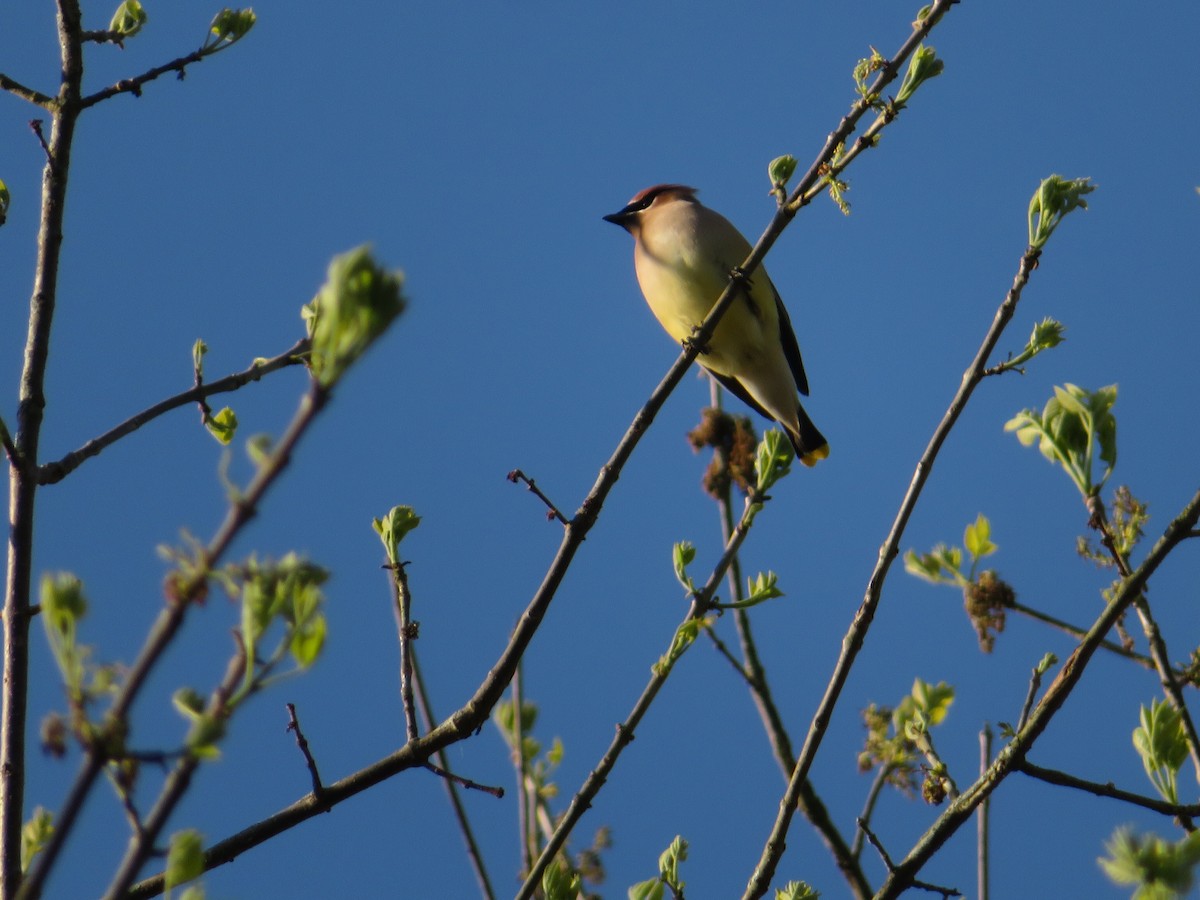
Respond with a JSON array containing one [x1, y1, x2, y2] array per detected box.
[[773, 286, 810, 396], [708, 370, 773, 421]]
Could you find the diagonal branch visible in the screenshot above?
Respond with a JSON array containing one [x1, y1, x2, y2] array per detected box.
[[1017, 759, 1199, 825], [79, 49, 205, 109], [38, 338, 309, 485], [0, 74, 55, 108]]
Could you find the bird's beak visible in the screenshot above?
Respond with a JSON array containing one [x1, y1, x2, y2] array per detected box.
[[602, 207, 636, 232]]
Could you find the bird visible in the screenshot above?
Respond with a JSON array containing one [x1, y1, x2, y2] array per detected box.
[[603, 184, 829, 466]]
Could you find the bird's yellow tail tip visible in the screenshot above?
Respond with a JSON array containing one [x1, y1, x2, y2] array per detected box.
[[799, 444, 830, 468]]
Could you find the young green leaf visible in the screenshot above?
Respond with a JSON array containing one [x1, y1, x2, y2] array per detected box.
[[658, 836, 688, 893], [204, 407, 238, 445], [894, 44, 944, 107], [164, 829, 205, 889], [672, 541, 696, 593], [776, 881, 821, 900], [1099, 828, 1200, 898], [201, 9, 257, 54], [542, 860, 581, 900], [372, 505, 422, 564], [109, 0, 147, 38], [769, 155, 798, 193], [305, 246, 406, 388], [1133, 699, 1188, 804], [963, 513, 997, 561], [1027, 175, 1096, 250], [1006, 383, 1118, 498], [755, 429, 793, 493], [20, 807, 53, 873]]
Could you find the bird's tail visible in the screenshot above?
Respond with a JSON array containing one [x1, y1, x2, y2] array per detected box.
[[787, 407, 829, 468]]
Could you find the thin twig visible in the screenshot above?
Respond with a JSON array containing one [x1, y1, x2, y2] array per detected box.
[[28, 119, 53, 168], [0, 74, 55, 108], [1016, 759, 1199, 826], [285, 703, 325, 800], [852, 765, 894, 860], [1015, 663, 1043, 732], [0, 420, 18, 468], [507, 470, 570, 525], [857, 819, 961, 897], [411, 652, 498, 900], [512, 662, 534, 878], [80, 48, 206, 109], [1008, 599, 1158, 672], [38, 338, 309, 485], [978, 726, 991, 900], [387, 561, 420, 743]]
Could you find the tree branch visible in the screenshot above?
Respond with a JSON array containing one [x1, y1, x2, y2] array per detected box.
[[2, 0, 84, 893], [38, 338, 309, 485], [79, 49, 205, 109], [0, 74, 55, 108], [1016, 759, 1199, 825]]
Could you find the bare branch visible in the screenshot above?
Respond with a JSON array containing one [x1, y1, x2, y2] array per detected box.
[[507, 469, 570, 525], [1017, 759, 1199, 825], [38, 339, 308, 485], [285, 703, 326, 801], [0, 75, 54, 108], [80, 49, 206, 109], [411, 652, 498, 900]]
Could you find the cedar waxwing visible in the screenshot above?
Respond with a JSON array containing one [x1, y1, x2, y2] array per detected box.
[[604, 184, 829, 466]]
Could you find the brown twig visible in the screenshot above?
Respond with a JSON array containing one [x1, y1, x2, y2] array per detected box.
[[1015, 662, 1044, 732], [285, 703, 325, 800], [1007, 599, 1158, 672], [38, 338, 309, 485], [386, 561, 420, 744], [0, 74, 54, 108], [507, 469, 570, 525], [411, 652, 498, 900], [80, 49, 206, 109], [857, 819, 961, 897], [28, 119, 53, 167], [977, 726, 991, 900], [511, 662, 534, 878], [1016, 759, 1198, 826]]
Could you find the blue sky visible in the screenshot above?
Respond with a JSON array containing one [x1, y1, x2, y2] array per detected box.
[[2, 1, 1199, 897]]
